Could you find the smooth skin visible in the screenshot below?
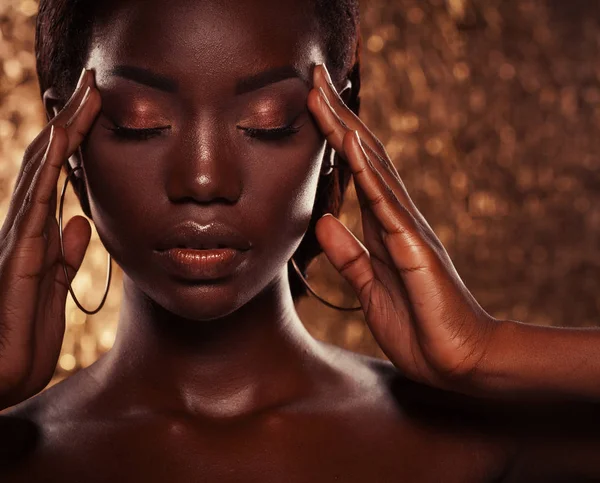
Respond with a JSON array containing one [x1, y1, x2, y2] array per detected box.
[[1, 1, 600, 481]]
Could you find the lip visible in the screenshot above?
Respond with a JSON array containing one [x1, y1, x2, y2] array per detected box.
[[155, 220, 252, 252], [154, 247, 247, 281]]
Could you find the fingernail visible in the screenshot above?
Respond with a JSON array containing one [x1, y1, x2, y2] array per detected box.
[[80, 86, 92, 107], [320, 63, 333, 87], [353, 130, 364, 151], [43, 125, 55, 162], [76, 67, 87, 89], [318, 86, 333, 111]]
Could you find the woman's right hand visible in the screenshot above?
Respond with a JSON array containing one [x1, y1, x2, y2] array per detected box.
[[0, 69, 100, 410]]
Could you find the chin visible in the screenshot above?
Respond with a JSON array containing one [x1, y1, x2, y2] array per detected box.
[[151, 278, 255, 322]]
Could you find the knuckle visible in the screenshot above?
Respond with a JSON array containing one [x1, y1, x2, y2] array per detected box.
[[370, 192, 387, 207], [352, 163, 369, 178], [338, 249, 370, 277]]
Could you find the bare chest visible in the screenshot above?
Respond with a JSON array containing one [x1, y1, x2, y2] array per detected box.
[[2, 412, 510, 483]]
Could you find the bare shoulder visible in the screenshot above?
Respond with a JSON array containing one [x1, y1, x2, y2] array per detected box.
[[321, 343, 600, 482], [0, 360, 107, 476], [2, 358, 102, 421], [313, 341, 515, 481]]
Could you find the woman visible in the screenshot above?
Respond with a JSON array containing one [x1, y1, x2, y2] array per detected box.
[[1, 0, 600, 481]]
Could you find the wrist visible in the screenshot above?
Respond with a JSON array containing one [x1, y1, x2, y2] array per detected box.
[[467, 318, 519, 395]]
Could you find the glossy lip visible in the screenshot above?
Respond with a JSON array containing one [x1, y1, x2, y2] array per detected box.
[[154, 247, 247, 281], [155, 220, 252, 251]]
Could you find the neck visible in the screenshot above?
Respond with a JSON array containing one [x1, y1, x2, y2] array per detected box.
[[101, 268, 330, 419]]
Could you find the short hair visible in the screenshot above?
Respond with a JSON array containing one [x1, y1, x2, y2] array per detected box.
[[35, 0, 362, 302]]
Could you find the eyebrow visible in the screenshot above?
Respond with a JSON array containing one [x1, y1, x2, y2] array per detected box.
[[235, 65, 309, 95], [110, 65, 178, 93], [109, 64, 309, 95]]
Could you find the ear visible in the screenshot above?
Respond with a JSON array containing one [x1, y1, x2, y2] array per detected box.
[[42, 87, 83, 178]]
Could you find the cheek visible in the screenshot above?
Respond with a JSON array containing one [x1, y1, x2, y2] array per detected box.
[[245, 134, 326, 253], [78, 125, 167, 258]]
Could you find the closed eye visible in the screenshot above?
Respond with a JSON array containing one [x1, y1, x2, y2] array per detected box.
[[106, 124, 171, 141], [239, 123, 303, 141], [104, 120, 304, 143]]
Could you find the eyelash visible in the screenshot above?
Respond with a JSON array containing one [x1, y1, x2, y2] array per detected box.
[[107, 124, 301, 142], [108, 125, 169, 141], [239, 124, 301, 141]]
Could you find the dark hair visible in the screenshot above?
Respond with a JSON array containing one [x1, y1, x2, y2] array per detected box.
[[34, 0, 362, 302]]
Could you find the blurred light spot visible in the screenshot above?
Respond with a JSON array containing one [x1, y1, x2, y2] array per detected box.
[[0, 120, 15, 140], [407, 7, 425, 24], [100, 328, 116, 350], [499, 63, 516, 81], [469, 88, 486, 112], [3, 59, 23, 81], [71, 308, 86, 326], [425, 137, 444, 156], [390, 112, 420, 133], [59, 353, 76, 371], [469, 191, 498, 216], [451, 171, 468, 193], [19, 0, 38, 17], [343, 320, 364, 348], [367, 35, 384, 53], [453, 62, 470, 81], [436, 225, 455, 245]]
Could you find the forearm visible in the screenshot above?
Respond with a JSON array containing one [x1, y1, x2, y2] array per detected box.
[[473, 319, 600, 401]]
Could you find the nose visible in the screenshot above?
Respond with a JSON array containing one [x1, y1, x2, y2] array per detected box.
[[165, 122, 242, 205]]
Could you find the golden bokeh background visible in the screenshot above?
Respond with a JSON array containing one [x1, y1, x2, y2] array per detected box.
[[1, 0, 600, 388]]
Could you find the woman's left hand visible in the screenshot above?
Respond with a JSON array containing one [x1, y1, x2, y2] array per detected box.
[[308, 63, 500, 393]]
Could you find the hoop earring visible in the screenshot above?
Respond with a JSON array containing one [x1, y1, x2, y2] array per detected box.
[[289, 257, 362, 311], [320, 145, 339, 176], [58, 164, 112, 315]]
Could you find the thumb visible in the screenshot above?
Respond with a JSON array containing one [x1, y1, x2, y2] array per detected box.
[[315, 213, 374, 301], [54, 215, 92, 293]]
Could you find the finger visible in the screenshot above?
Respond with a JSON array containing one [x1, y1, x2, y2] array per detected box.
[[61, 85, 100, 157], [17, 84, 95, 196], [342, 129, 423, 238], [342, 128, 450, 298], [314, 63, 390, 163], [14, 69, 92, 189], [7, 86, 96, 230], [308, 66, 427, 226], [307, 86, 407, 202], [14, 125, 67, 242], [52, 214, 91, 293], [312, 63, 402, 186], [315, 213, 374, 305]]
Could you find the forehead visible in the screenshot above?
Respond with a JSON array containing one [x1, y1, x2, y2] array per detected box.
[[89, 0, 325, 91]]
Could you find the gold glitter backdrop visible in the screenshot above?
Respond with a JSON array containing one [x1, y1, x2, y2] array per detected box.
[[1, 0, 600, 386]]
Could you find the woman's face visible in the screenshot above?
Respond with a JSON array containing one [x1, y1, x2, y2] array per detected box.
[[82, 0, 328, 320]]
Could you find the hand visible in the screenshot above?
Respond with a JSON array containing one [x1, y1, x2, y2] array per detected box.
[[307, 63, 499, 392], [0, 69, 101, 409]]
